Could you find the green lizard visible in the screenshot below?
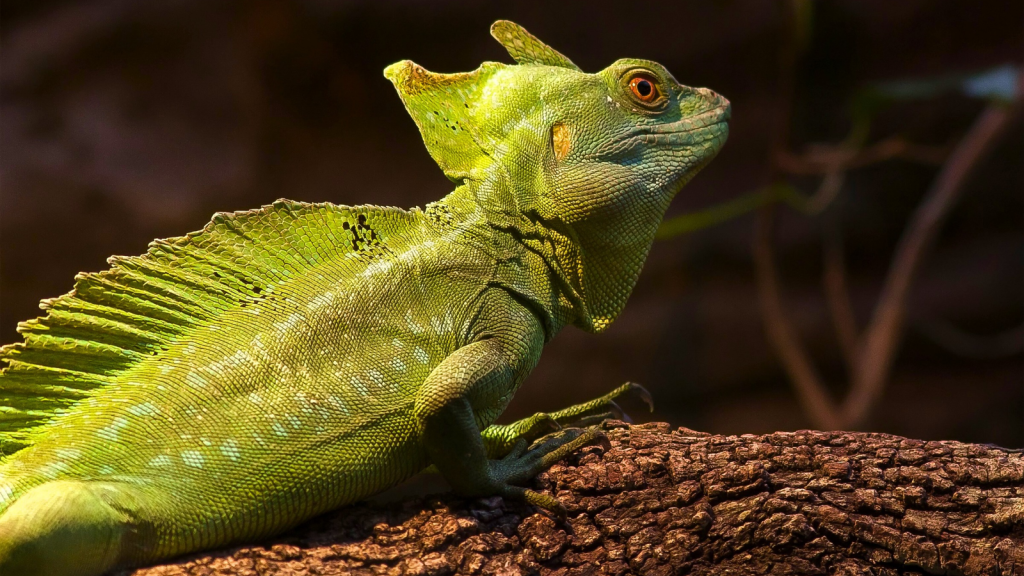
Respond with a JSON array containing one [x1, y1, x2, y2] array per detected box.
[[0, 20, 729, 575]]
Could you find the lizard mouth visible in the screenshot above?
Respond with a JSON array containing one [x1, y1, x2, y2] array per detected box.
[[588, 103, 731, 159], [641, 104, 731, 136]]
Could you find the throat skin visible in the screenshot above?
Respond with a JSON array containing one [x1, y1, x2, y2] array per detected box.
[[431, 169, 664, 340]]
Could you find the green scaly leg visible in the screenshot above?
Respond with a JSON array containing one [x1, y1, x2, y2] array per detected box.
[[481, 382, 652, 458]]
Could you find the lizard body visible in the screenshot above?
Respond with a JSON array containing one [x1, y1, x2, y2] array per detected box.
[[0, 21, 728, 575]]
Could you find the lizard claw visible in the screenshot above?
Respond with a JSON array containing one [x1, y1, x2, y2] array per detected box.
[[608, 400, 632, 423], [623, 382, 654, 412]]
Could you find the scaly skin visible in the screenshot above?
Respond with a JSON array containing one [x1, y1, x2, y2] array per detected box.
[[0, 21, 729, 575]]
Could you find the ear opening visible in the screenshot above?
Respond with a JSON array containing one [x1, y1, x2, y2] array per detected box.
[[552, 123, 571, 162]]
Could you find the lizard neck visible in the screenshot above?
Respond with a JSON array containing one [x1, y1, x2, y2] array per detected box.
[[426, 182, 590, 340]]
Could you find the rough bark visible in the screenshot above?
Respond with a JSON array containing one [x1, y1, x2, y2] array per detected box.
[[125, 422, 1024, 576]]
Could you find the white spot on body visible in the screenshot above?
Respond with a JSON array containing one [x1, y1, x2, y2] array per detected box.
[[328, 395, 349, 415], [149, 455, 173, 467], [361, 259, 394, 277], [271, 422, 289, 437], [40, 461, 69, 479], [220, 439, 241, 461], [414, 347, 430, 364], [350, 376, 369, 396], [406, 311, 425, 334], [55, 448, 82, 460], [186, 371, 207, 389], [180, 450, 205, 469], [96, 417, 129, 442], [249, 392, 263, 404], [307, 292, 335, 312], [273, 312, 306, 333], [0, 485, 13, 505], [392, 358, 406, 372], [128, 402, 160, 417]]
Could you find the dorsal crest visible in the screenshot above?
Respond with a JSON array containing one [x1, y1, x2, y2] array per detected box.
[[0, 201, 422, 457]]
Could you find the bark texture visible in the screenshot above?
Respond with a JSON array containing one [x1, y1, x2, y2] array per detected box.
[[125, 422, 1024, 576]]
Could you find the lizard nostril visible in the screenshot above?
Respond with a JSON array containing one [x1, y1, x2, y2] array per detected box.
[[695, 87, 727, 107]]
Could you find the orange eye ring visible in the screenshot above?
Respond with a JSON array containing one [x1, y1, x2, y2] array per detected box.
[[628, 75, 660, 103]]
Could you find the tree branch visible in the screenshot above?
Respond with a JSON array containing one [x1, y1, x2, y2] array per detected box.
[[123, 422, 1024, 576]]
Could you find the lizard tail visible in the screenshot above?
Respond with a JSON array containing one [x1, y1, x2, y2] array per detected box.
[[0, 480, 126, 576]]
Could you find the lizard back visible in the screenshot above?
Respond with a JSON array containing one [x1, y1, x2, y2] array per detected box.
[[0, 197, 512, 559]]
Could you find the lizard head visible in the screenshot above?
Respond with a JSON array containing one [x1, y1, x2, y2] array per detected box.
[[385, 21, 729, 332]]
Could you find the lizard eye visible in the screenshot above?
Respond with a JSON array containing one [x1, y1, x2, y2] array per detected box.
[[628, 74, 661, 104]]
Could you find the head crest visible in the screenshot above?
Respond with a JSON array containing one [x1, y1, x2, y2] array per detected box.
[[490, 20, 580, 71], [384, 21, 579, 182], [384, 60, 504, 182]]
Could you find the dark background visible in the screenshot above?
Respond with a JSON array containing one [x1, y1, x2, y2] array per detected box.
[[2, 1, 1021, 446]]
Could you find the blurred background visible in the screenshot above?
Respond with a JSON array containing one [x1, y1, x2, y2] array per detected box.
[[1, 1, 1021, 446]]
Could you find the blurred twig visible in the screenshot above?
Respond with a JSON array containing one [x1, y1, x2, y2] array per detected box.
[[754, 209, 842, 429], [916, 320, 1024, 359], [822, 220, 860, 374], [657, 132, 945, 239], [752, 0, 842, 431], [840, 100, 1021, 426], [751, 3, 1022, 430], [656, 185, 801, 239], [775, 137, 948, 176]]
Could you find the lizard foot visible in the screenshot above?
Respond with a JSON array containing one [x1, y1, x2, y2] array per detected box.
[[482, 382, 651, 457], [491, 427, 609, 518]]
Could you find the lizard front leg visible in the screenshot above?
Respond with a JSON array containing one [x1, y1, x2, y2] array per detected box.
[[413, 302, 605, 516], [481, 382, 653, 458]]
